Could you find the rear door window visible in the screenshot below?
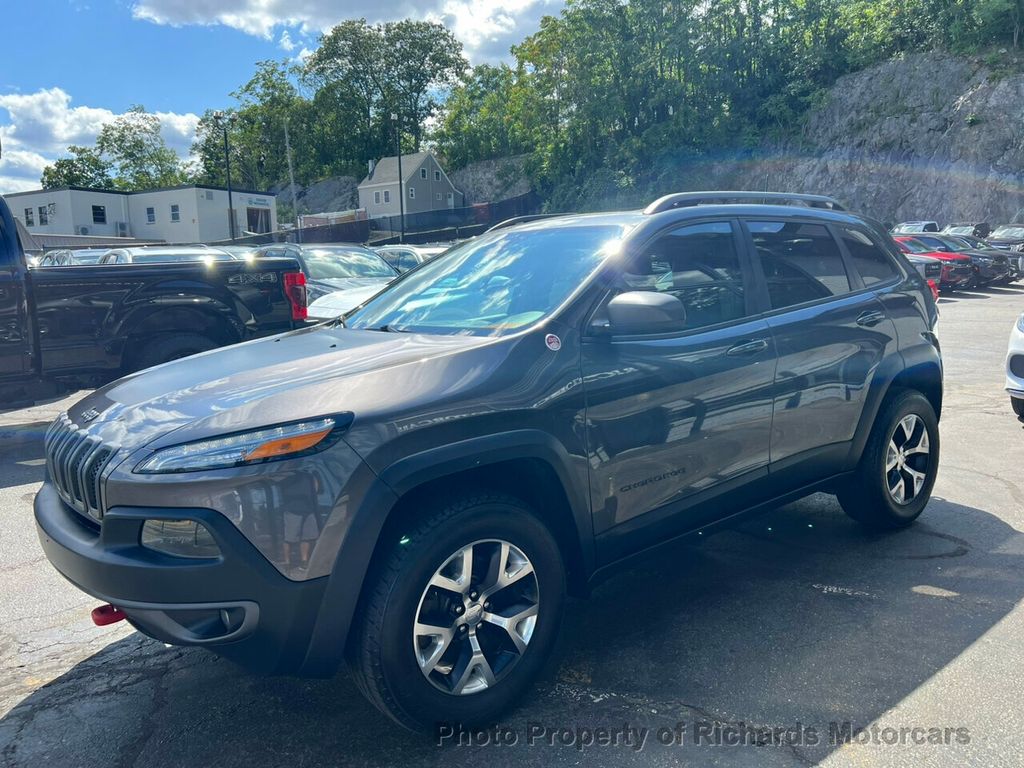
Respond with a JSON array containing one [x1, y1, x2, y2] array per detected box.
[[839, 227, 900, 286], [748, 220, 851, 310]]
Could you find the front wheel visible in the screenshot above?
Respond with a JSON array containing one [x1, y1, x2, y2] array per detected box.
[[1012, 397, 1024, 419], [838, 390, 939, 530], [348, 492, 565, 731]]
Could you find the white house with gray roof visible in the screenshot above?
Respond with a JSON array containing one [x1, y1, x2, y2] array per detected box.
[[358, 152, 464, 219]]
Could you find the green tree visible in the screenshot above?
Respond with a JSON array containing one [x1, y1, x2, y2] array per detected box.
[[307, 19, 467, 149], [40, 145, 112, 188], [95, 106, 187, 189], [433, 64, 528, 169]]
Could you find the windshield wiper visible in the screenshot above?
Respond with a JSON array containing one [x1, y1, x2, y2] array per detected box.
[[367, 324, 407, 333]]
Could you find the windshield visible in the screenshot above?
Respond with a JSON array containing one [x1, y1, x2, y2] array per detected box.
[[944, 226, 973, 235], [301, 247, 397, 279], [992, 226, 1024, 239], [898, 238, 931, 254], [345, 224, 628, 336], [913, 235, 954, 252]]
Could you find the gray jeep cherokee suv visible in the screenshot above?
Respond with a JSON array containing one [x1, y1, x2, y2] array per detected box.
[[36, 192, 942, 731]]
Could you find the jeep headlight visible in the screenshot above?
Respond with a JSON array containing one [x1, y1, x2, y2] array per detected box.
[[1017, 313, 1024, 333], [134, 417, 342, 474]]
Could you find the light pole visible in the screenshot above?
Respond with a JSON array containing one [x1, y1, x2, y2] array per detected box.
[[213, 111, 237, 241], [391, 112, 404, 244]]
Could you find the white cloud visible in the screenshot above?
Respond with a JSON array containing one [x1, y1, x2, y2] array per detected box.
[[279, 29, 296, 51], [129, 0, 564, 61], [0, 88, 199, 194]]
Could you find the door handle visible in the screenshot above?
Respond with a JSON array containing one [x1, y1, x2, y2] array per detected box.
[[726, 338, 769, 356], [856, 310, 887, 327]]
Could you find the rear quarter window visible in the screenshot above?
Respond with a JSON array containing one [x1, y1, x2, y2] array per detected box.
[[840, 228, 901, 286]]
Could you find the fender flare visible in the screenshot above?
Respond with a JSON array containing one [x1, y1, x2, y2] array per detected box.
[[848, 344, 942, 466], [298, 430, 594, 676]]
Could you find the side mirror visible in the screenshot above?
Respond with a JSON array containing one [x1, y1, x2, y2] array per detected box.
[[604, 291, 686, 335]]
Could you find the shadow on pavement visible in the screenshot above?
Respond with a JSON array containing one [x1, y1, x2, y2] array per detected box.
[[0, 421, 50, 491], [2, 493, 1021, 767]]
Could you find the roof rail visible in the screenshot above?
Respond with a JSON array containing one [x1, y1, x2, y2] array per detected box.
[[643, 191, 845, 215], [485, 213, 566, 233]]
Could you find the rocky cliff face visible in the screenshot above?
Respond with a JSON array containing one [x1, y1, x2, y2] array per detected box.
[[274, 176, 359, 216], [713, 52, 1024, 225], [449, 155, 532, 204]]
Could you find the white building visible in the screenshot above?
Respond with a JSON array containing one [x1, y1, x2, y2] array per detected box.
[[6, 184, 276, 244]]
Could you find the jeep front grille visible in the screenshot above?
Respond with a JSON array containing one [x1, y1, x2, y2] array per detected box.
[[44, 415, 116, 523]]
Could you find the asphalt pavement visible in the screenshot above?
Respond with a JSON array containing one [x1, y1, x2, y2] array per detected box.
[[2, 285, 1023, 767]]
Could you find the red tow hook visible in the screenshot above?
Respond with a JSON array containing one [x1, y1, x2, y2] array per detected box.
[[91, 604, 127, 626]]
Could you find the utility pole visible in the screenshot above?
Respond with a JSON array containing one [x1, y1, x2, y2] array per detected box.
[[392, 112, 404, 244], [284, 118, 300, 243], [214, 111, 237, 241]]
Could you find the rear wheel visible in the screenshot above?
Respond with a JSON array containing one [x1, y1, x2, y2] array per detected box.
[[348, 492, 565, 731], [130, 333, 217, 372], [838, 390, 939, 530]]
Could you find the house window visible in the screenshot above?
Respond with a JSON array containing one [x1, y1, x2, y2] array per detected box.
[[170, 204, 180, 222], [205, 190, 214, 200], [24, 208, 34, 226], [436, 192, 442, 201], [420, 168, 427, 179], [146, 207, 155, 224], [409, 187, 415, 199], [434, 170, 440, 181], [92, 205, 106, 224], [383, 190, 390, 203], [374, 191, 381, 205], [38, 206, 49, 225]]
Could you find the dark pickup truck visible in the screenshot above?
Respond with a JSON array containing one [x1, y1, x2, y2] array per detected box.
[[1, 195, 307, 404]]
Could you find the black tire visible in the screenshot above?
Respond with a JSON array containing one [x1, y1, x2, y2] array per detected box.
[[838, 390, 939, 530], [1012, 397, 1024, 419], [347, 491, 565, 732], [130, 333, 217, 372]]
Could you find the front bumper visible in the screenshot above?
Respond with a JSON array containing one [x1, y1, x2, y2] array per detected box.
[[34, 481, 328, 674], [1007, 322, 1024, 398]]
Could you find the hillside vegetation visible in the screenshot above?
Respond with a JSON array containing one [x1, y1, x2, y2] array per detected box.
[[39, 0, 1024, 224]]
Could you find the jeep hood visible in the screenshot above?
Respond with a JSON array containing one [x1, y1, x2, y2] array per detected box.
[[66, 325, 492, 451]]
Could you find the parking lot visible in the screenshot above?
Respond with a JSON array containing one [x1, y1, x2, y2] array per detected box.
[[1, 284, 1022, 767]]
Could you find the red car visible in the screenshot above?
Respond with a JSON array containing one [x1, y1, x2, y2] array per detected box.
[[894, 236, 972, 291]]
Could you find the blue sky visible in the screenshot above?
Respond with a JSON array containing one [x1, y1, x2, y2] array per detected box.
[[0, 0, 563, 193]]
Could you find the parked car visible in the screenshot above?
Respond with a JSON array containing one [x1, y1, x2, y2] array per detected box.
[[376, 244, 450, 273], [942, 233, 1020, 281], [0, 196, 308, 403], [941, 222, 991, 239], [34, 191, 942, 731], [905, 253, 942, 300], [987, 225, 1024, 250], [987, 226, 1024, 277], [253, 244, 399, 320], [893, 236, 972, 290], [892, 221, 940, 234], [1008, 313, 1024, 418], [99, 246, 236, 265], [35, 248, 110, 266], [906, 234, 1010, 287]]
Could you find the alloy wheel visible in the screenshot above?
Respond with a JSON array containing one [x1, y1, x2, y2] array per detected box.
[[884, 414, 931, 505], [413, 539, 539, 695]]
